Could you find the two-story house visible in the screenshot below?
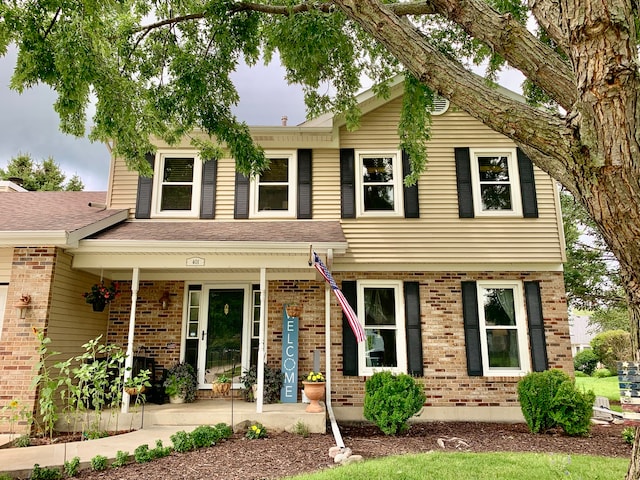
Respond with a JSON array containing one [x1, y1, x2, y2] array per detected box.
[[0, 77, 572, 432]]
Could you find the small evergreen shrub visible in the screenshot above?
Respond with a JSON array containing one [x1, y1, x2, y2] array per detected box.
[[363, 371, 425, 435], [150, 440, 172, 459], [63, 457, 80, 477], [134, 444, 153, 463], [190, 425, 220, 448], [517, 369, 570, 434], [591, 330, 631, 372], [573, 349, 599, 376], [518, 369, 595, 436], [214, 422, 233, 439], [170, 430, 195, 452], [112, 450, 130, 468], [593, 368, 613, 378], [30, 464, 62, 480], [549, 381, 595, 436], [623, 427, 635, 445], [90, 455, 108, 471]]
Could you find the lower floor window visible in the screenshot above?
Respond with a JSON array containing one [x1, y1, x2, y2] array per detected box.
[[477, 281, 529, 375], [357, 281, 406, 375]]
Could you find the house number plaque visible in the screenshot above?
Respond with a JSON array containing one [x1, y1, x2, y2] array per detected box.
[[186, 257, 205, 267]]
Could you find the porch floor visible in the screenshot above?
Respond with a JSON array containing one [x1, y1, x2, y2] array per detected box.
[[56, 397, 327, 434]]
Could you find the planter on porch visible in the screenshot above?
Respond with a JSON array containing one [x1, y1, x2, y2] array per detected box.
[[92, 299, 106, 312], [302, 381, 325, 413], [169, 394, 186, 404]]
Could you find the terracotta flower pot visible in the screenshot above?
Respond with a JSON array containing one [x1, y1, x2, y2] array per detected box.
[[302, 381, 325, 413], [286, 305, 302, 318], [212, 382, 231, 396]]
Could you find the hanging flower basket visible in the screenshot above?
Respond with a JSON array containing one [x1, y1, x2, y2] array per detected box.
[[286, 304, 302, 318], [92, 299, 106, 312], [83, 281, 119, 312]]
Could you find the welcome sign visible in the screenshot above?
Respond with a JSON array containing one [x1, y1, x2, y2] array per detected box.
[[281, 306, 299, 402]]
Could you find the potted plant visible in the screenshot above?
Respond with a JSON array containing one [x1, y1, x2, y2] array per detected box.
[[285, 303, 302, 318], [302, 371, 325, 413], [83, 281, 119, 312], [239, 365, 284, 403], [212, 373, 231, 396], [163, 362, 197, 403]]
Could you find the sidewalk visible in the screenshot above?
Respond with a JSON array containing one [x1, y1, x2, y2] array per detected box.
[[0, 426, 196, 478]]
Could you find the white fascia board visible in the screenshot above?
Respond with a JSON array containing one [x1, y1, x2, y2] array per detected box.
[[69, 240, 348, 255], [66, 210, 130, 247], [332, 262, 565, 273]]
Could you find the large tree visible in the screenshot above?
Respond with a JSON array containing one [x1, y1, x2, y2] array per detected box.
[[0, 154, 84, 191], [2, 0, 640, 476]]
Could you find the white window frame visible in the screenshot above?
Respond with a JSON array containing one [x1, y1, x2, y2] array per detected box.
[[0, 284, 6, 342], [250, 150, 297, 218], [152, 150, 202, 218], [357, 280, 407, 376], [469, 148, 522, 217], [355, 150, 403, 218], [476, 280, 530, 377]]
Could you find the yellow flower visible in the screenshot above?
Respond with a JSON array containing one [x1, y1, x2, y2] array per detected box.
[[9, 400, 18, 409], [251, 425, 257, 431], [255, 428, 261, 435]]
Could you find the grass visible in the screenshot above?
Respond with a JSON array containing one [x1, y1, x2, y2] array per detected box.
[[286, 452, 629, 480], [575, 375, 620, 402]]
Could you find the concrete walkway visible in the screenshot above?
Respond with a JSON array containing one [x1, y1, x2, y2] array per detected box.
[[0, 425, 196, 478]]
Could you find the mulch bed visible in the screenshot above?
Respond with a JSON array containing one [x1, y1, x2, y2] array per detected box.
[[72, 421, 631, 480]]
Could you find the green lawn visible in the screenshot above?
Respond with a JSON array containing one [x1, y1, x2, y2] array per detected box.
[[575, 375, 620, 402], [286, 452, 628, 480]]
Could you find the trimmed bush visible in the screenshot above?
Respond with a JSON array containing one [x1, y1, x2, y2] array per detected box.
[[593, 368, 613, 378], [63, 457, 80, 477], [171, 430, 195, 452], [573, 349, 599, 376], [90, 455, 108, 471], [363, 371, 425, 435], [517, 369, 594, 436], [590, 330, 631, 372]]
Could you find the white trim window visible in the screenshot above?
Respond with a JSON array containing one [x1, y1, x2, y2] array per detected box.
[[477, 281, 530, 376], [152, 152, 202, 217], [250, 151, 297, 218], [357, 280, 407, 376], [470, 148, 522, 217], [355, 150, 403, 217]]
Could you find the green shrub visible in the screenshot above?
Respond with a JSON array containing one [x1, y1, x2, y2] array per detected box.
[[170, 430, 195, 452], [14, 434, 30, 447], [30, 464, 62, 480], [90, 455, 108, 471], [518, 369, 594, 436], [134, 444, 153, 463], [574, 370, 587, 377], [517, 369, 570, 434], [0, 474, 14, 480], [63, 457, 80, 477], [549, 381, 595, 436], [112, 450, 130, 468], [190, 425, 220, 448], [573, 349, 599, 376], [623, 427, 635, 445], [293, 420, 310, 438], [593, 368, 613, 378], [214, 422, 233, 440], [591, 330, 631, 372], [150, 439, 172, 459], [363, 371, 425, 435]]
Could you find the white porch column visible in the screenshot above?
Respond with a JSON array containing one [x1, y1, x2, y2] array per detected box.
[[256, 267, 267, 413], [121, 267, 140, 414]]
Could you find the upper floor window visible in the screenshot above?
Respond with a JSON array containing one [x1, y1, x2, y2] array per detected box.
[[356, 150, 403, 217], [152, 152, 202, 217], [357, 280, 407, 376], [470, 148, 522, 217], [250, 151, 296, 218], [477, 281, 529, 376]]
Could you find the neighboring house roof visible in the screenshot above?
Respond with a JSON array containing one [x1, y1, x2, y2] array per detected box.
[[0, 191, 129, 247], [569, 314, 597, 346], [0, 181, 28, 192]]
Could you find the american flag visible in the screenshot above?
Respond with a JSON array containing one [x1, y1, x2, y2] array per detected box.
[[313, 251, 366, 343]]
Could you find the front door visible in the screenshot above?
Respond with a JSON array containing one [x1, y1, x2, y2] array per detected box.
[[197, 287, 248, 387]]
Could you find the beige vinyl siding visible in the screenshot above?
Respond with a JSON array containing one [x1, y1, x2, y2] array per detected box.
[[216, 156, 239, 219], [0, 248, 12, 283], [313, 149, 341, 219], [107, 154, 140, 214], [335, 98, 564, 266], [46, 251, 108, 359]]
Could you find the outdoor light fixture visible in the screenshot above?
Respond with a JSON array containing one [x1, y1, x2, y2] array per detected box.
[[14, 294, 31, 319], [159, 291, 170, 310]]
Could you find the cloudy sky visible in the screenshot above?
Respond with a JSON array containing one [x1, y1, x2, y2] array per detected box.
[[0, 47, 307, 191], [0, 45, 523, 192]]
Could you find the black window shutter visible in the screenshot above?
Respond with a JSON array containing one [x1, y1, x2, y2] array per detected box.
[[342, 280, 359, 376], [402, 150, 420, 218], [234, 172, 250, 219], [461, 281, 483, 376], [340, 149, 356, 219], [200, 159, 217, 219], [525, 281, 548, 371], [297, 149, 312, 219], [135, 152, 155, 219], [517, 148, 539, 218], [455, 147, 475, 218], [404, 281, 423, 376]]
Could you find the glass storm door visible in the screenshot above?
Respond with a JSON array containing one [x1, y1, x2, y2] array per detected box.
[[198, 288, 247, 387]]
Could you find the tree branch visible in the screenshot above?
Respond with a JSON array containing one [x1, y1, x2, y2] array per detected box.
[[529, 0, 570, 52]]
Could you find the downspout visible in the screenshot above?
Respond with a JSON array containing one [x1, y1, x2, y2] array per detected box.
[[256, 267, 267, 413], [324, 249, 345, 449], [121, 267, 140, 414]]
